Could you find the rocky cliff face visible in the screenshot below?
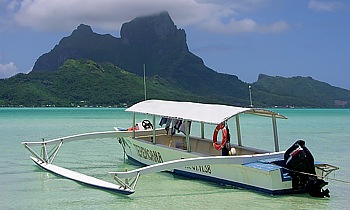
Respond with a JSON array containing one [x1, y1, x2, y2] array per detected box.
[[117, 11, 190, 76], [31, 12, 189, 76], [121, 12, 183, 46], [32, 24, 120, 72], [30, 11, 249, 106]]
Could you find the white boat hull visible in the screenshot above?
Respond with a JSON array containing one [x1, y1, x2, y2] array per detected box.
[[122, 137, 295, 195]]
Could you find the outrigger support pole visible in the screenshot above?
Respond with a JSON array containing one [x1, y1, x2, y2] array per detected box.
[[42, 138, 48, 162], [23, 139, 64, 164], [272, 115, 279, 152], [24, 143, 46, 163], [49, 140, 63, 164], [113, 171, 140, 191]]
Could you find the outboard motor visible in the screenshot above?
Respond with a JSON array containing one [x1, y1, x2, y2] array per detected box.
[[284, 140, 330, 197]]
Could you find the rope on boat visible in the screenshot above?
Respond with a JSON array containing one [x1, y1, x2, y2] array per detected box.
[[270, 163, 350, 184], [118, 137, 127, 163], [326, 177, 350, 184]]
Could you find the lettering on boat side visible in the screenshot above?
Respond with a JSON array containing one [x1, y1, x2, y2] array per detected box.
[[185, 165, 212, 174], [133, 144, 163, 163]]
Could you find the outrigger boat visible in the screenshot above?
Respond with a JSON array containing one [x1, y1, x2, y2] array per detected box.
[[22, 100, 338, 197]]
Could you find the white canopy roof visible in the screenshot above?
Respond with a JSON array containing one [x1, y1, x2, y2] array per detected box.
[[126, 100, 287, 125]]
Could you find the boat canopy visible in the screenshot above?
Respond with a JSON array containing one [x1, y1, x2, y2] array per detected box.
[[126, 100, 287, 125]]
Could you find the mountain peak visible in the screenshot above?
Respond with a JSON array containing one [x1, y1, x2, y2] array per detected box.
[[120, 11, 180, 46], [74, 24, 94, 35]]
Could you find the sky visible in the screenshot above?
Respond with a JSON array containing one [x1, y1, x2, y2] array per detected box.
[[0, 0, 349, 90]]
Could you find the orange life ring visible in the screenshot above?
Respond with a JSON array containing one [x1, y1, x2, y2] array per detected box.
[[128, 125, 139, 131], [212, 123, 227, 150]]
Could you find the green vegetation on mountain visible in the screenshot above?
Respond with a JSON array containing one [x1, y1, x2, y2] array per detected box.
[[252, 74, 350, 108], [1, 60, 349, 108], [0, 59, 207, 107], [1, 12, 349, 108]]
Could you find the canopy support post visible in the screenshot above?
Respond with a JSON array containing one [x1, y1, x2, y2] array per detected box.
[[152, 115, 156, 144], [272, 115, 279, 152], [201, 123, 204, 139], [235, 115, 242, 146], [132, 112, 136, 138], [185, 120, 191, 152]]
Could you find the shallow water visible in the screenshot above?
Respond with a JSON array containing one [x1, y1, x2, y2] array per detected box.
[[1, 108, 349, 209]]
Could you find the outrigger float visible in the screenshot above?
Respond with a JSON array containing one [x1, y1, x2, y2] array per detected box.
[[22, 100, 338, 197]]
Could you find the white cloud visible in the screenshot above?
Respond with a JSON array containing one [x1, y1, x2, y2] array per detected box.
[[308, 0, 344, 12], [201, 18, 289, 34], [7, 0, 289, 34], [0, 61, 18, 78]]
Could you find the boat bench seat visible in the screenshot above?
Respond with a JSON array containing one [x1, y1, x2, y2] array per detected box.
[[233, 144, 268, 155], [152, 134, 221, 155], [190, 138, 221, 155]]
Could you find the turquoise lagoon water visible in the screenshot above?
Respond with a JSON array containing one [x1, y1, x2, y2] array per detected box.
[[0, 108, 349, 209]]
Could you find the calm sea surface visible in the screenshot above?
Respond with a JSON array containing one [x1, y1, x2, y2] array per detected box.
[[0, 108, 349, 209]]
